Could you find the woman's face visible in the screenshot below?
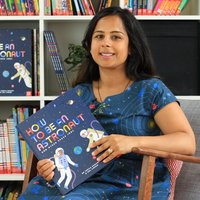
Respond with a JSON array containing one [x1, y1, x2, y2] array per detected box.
[[90, 15, 129, 71]]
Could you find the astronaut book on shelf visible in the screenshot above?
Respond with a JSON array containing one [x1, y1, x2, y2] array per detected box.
[[16, 88, 108, 195], [0, 29, 33, 96]]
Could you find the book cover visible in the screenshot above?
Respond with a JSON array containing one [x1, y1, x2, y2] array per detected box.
[[16, 88, 108, 195], [0, 29, 33, 96]]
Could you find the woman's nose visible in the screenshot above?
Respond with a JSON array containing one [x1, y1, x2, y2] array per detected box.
[[101, 37, 111, 47]]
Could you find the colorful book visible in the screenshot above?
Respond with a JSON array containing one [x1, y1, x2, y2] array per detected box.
[[147, 0, 157, 15], [44, 30, 69, 92], [175, 0, 188, 15], [7, 117, 22, 173], [44, 0, 51, 15], [16, 88, 108, 195], [0, 29, 33, 96]]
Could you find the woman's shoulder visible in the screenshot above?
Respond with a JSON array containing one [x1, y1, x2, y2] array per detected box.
[[134, 78, 167, 92]]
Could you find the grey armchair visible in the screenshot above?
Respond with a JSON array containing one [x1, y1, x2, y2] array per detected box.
[[132, 99, 200, 200]]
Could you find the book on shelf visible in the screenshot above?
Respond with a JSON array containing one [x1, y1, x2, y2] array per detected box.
[[16, 88, 109, 195], [0, 29, 34, 96], [0, 0, 39, 15], [175, 0, 188, 15], [44, 30, 69, 93], [45, 0, 96, 16]]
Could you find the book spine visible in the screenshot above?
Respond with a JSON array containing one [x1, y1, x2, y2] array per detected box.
[[14, 0, 23, 15], [170, 0, 181, 15], [61, 0, 68, 15], [142, 0, 147, 15], [157, 0, 168, 15], [137, 0, 143, 15], [12, 107, 22, 173], [73, 0, 81, 15], [0, 0, 8, 15], [44, 0, 51, 15], [132, 0, 138, 15], [82, 0, 92, 15], [175, 0, 188, 15], [5, 0, 12, 15], [87, 0, 95, 15], [20, 0, 27, 15], [51, 0, 57, 15], [26, 0, 35, 15], [33, 0, 39, 15], [7, 118, 21, 173], [153, 0, 163, 15], [3, 122, 12, 173], [147, 0, 157, 15], [0, 123, 5, 173]]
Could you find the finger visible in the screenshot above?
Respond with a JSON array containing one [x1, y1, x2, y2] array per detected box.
[[37, 159, 52, 170], [45, 171, 55, 182], [95, 148, 113, 162], [92, 142, 110, 157], [90, 137, 108, 148]]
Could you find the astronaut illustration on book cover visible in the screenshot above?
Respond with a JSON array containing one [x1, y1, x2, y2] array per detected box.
[[10, 62, 32, 88], [54, 147, 79, 190]]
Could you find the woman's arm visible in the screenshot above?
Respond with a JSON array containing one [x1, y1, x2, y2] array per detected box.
[[90, 102, 196, 163]]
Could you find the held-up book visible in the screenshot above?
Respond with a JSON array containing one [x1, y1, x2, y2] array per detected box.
[[16, 88, 108, 195], [0, 29, 33, 96]]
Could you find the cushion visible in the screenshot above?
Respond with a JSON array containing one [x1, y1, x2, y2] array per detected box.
[[174, 99, 200, 200]]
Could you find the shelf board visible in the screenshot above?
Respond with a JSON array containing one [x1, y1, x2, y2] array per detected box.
[[136, 15, 200, 20], [0, 96, 42, 101], [0, 16, 41, 21], [0, 173, 24, 181]]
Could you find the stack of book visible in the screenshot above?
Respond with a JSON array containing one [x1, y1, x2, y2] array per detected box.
[[44, 0, 113, 16], [0, 0, 39, 16], [0, 105, 38, 175], [125, 0, 189, 15]]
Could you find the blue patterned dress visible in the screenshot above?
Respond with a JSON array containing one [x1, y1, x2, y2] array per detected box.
[[18, 78, 177, 200]]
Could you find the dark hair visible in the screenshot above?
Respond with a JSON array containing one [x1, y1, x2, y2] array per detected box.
[[73, 6, 156, 86]]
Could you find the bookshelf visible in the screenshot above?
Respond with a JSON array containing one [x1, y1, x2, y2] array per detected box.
[[0, 0, 200, 184]]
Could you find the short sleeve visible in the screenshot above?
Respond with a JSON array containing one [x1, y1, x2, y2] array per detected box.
[[150, 79, 177, 115]]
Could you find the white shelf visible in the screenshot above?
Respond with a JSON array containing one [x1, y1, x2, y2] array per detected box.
[[0, 174, 25, 181]]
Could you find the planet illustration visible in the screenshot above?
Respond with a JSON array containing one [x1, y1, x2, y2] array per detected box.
[[67, 100, 74, 105], [73, 146, 82, 155], [2, 70, 9, 78]]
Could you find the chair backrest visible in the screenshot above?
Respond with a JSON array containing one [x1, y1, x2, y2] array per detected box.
[[174, 99, 200, 200]]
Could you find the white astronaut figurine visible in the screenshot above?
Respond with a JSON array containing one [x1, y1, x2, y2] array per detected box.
[[54, 147, 78, 189], [10, 62, 32, 88]]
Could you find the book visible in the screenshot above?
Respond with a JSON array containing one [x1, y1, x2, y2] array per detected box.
[[16, 88, 108, 195], [44, 30, 69, 92], [175, 0, 188, 15], [0, 29, 33, 96]]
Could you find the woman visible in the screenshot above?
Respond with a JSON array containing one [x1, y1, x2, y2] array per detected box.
[[19, 6, 196, 200]]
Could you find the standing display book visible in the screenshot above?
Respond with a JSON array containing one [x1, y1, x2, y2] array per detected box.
[[0, 29, 33, 96], [16, 89, 108, 195]]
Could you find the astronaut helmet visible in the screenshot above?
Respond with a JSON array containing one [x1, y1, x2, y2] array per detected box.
[[80, 129, 88, 138], [55, 147, 64, 155], [14, 62, 21, 69]]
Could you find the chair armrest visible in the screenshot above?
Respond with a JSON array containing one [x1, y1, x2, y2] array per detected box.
[[132, 147, 200, 163]]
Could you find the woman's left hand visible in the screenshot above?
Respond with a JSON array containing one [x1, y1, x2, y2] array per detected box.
[[90, 134, 132, 163]]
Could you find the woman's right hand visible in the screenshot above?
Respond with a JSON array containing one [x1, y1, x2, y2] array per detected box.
[[37, 159, 55, 181]]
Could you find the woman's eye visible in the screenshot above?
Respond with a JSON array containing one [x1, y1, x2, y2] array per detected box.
[[94, 35, 104, 39], [111, 35, 121, 40]]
